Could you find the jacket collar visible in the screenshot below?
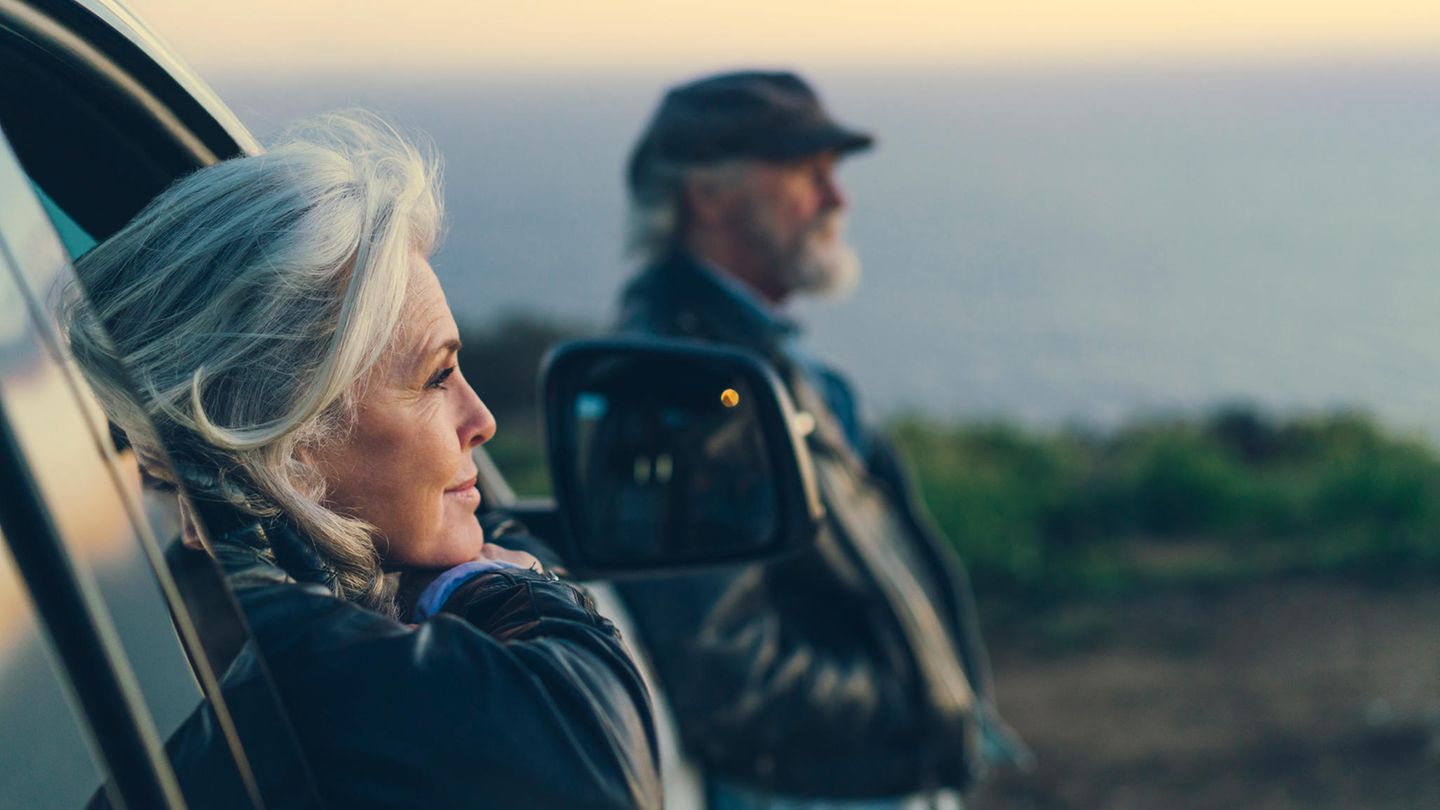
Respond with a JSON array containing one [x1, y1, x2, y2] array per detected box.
[[640, 251, 801, 356]]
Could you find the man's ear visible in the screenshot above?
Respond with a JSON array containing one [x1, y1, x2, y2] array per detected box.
[[683, 174, 731, 229]]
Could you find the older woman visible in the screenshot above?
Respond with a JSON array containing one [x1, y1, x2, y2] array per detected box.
[[64, 113, 660, 809]]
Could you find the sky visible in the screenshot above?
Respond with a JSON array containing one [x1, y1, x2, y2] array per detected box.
[[124, 0, 1440, 75], [106, 0, 1440, 434]]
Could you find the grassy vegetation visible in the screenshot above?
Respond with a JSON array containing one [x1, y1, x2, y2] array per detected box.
[[894, 406, 1440, 601]]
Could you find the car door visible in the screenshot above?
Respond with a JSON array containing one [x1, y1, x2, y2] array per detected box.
[[0, 2, 321, 807], [1, 2, 702, 807], [0, 129, 263, 808]]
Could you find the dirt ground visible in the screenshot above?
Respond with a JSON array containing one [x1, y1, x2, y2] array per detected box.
[[972, 580, 1440, 810]]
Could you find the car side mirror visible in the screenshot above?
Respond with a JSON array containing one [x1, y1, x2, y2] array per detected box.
[[542, 338, 822, 577]]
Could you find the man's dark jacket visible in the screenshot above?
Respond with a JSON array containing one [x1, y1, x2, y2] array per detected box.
[[613, 252, 997, 798]]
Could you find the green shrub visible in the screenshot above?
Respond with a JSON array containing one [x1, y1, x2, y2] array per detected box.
[[895, 407, 1440, 600]]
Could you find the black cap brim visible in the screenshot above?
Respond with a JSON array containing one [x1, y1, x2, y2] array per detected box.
[[627, 71, 878, 192], [757, 123, 875, 162]]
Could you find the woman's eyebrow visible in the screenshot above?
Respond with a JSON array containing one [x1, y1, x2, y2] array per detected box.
[[416, 337, 462, 370], [429, 337, 461, 357]]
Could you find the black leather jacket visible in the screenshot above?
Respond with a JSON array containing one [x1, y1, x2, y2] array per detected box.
[[613, 252, 1003, 799], [145, 510, 663, 810]]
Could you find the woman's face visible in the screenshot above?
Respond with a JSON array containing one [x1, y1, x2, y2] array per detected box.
[[310, 254, 495, 568]]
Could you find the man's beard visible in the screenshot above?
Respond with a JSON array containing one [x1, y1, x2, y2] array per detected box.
[[742, 205, 862, 300]]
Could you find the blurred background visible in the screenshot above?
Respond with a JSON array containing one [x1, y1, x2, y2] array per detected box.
[[125, 2, 1440, 807]]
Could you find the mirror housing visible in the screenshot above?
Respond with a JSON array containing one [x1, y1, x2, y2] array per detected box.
[[542, 338, 822, 577]]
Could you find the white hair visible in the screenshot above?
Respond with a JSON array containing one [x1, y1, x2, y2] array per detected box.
[[626, 158, 751, 262], [64, 111, 442, 614]]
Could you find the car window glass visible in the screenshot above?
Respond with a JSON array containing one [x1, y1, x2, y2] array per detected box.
[[0, 21, 206, 244], [31, 182, 98, 258]]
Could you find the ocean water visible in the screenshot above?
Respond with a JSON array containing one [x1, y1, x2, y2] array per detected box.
[[209, 62, 1440, 435]]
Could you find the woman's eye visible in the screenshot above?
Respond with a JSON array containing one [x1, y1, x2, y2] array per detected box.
[[426, 366, 456, 390]]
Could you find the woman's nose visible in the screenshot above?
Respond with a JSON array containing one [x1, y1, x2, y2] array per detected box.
[[456, 370, 496, 448]]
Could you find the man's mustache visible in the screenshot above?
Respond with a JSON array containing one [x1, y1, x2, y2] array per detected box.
[[806, 211, 845, 242]]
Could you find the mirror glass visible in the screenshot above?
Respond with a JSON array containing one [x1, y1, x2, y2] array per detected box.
[[568, 354, 780, 567]]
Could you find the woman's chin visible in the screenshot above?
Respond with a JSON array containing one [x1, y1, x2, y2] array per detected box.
[[409, 519, 486, 568], [450, 519, 487, 563]]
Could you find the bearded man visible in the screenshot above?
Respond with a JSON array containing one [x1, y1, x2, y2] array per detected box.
[[613, 71, 1029, 809]]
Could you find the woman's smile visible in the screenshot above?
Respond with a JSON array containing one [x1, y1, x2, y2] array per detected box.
[[445, 474, 481, 505]]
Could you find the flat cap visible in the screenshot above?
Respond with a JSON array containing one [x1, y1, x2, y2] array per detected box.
[[627, 70, 874, 194]]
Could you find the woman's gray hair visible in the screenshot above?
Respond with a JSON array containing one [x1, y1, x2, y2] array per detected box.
[[626, 158, 751, 262], [64, 111, 442, 614]]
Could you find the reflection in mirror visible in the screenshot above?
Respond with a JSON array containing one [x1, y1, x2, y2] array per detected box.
[[571, 355, 779, 567]]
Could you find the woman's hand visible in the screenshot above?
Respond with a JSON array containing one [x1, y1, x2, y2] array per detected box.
[[398, 544, 541, 606], [398, 544, 544, 622], [479, 543, 542, 572]]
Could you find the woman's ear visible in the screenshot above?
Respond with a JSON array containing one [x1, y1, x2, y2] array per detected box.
[[294, 443, 316, 469], [291, 443, 333, 503]]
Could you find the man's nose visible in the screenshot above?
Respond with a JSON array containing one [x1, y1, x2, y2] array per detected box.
[[819, 172, 847, 212]]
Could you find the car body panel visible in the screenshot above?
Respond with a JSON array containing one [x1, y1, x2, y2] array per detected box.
[[0, 130, 188, 809], [63, 0, 260, 155]]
